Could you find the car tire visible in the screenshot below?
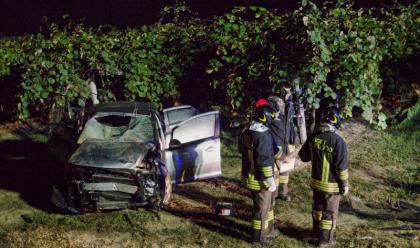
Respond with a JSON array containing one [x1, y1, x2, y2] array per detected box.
[[162, 174, 172, 205]]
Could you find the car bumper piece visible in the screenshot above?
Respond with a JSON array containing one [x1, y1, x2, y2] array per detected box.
[[82, 182, 138, 194]]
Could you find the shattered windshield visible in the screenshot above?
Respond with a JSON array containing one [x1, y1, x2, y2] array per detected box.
[[77, 113, 154, 144]]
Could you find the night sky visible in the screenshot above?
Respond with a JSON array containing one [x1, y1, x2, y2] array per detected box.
[[1, 0, 414, 35]]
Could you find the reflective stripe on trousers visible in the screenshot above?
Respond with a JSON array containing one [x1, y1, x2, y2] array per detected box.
[[252, 190, 275, 242], [312, 189, 341, 232]]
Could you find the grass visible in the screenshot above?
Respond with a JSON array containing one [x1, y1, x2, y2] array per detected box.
[[0, 119, 419, 248]]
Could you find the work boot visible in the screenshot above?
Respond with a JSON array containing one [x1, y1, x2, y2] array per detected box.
[[252, 234, 275, 246], [277, 184, 291, 201], [267, 229, 280, 239], [253, 238, 275, 246], [312, 221, 321, 237], [278, 194, 292, 202], [253, 229, 274, 246], [318, 230, 336, 247], [318, 240, 337, 248]]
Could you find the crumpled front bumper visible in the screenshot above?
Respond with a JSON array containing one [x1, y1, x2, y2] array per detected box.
[[67, 168, 160, 211]]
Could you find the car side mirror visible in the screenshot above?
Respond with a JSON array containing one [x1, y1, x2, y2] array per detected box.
[[169, 139, 181, 148]]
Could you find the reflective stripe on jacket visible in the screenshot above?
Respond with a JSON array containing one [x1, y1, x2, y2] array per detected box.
[[299, 124, 348, 193], [241, 122, 275, 191]]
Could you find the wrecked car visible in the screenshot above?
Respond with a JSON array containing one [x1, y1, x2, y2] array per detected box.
[[48, 101, 221, 213]]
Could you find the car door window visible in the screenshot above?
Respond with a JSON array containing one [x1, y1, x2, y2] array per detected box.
[[171, 111, 219, 144], [163, 106, 199, 131]]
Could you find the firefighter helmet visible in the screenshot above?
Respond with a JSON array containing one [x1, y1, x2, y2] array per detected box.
[[267, 96, 285, 115], [323, 106, 343, 129], [254, 104, 275, 126], [255, 98, 269, 108]]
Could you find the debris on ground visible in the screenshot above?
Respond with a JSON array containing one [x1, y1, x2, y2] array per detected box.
[[381, 224, 420, 231], [345, 195, 420, 222], [395, 232, 419, 240]]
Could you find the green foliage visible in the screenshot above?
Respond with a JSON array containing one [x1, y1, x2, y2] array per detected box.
[[1, 18, 198, 119], [204, 1, 418, 128], [0, 1, 418, 128], [396, 99, 420, 131], [293, 0, 418, 128], [206, 6, 286, 110]]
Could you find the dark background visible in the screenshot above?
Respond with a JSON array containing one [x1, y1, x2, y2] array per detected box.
[[0, 0, 416, 35]]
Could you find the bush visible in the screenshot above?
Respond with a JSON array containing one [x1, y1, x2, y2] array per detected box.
[[0, 0, 418, 128]]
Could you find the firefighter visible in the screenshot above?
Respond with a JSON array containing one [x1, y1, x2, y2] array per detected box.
[[298, 106, 349, 247], [267, 95, 293, 201], [241, 103, 281, 245]]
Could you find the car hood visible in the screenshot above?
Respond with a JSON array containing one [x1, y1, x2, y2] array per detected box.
[[68, 139, 153, 170]]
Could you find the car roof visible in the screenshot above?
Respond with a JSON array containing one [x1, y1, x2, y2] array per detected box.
[[93, 101, 155, 115]]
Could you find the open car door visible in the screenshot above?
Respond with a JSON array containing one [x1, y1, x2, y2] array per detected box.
[[164, 111, 221, 183]]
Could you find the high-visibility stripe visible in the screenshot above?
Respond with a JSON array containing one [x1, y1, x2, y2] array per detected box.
[[310, 179, 339, 193], [263, 210, 275, 229], [312, 210, 322, 221], [278, 175, 289, 184], [320, 220, 333, 230], [241, 179, 261, 190], [338, 169, 349, 180], [321, 155, 330, 183], [241, 175, 268, 191], [261, 166, 273, 177], [252, 219, 262, 230], [263, 220, 269, 230], [275, 177, 280, 186], [288, 145, 296, 153], [267, 210, 274, 222], [310, 179, 339, 188]]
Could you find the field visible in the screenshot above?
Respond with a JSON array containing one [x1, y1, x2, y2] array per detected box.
[[0, 119, 418, 248]]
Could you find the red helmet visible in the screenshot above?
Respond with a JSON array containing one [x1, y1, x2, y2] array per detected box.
[[255, 98, 269, 108]]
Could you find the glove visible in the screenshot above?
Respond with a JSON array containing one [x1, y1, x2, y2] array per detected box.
[[340, 185, 349, 196], [339, 180, 350, 196], [266, 177, 276, 192]]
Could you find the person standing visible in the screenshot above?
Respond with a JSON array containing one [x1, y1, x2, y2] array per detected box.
[[267, 95, 294, 201], [298, 106, 349, 247], [241, 103, 281, 245]]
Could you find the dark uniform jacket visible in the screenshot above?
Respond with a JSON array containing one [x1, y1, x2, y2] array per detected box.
[[271, 99, 297, 155], [298, 125, 349, 193], [270, 117, 288, 154], [241, 122, 275, 191]]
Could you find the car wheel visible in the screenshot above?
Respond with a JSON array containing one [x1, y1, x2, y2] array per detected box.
[[162, 174, 172, 205]]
